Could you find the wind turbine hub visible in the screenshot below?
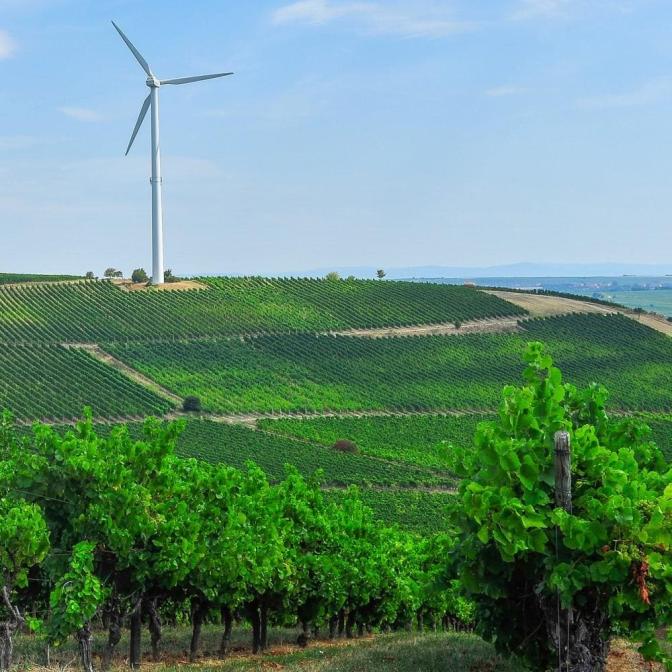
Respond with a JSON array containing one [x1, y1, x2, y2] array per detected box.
[[146, 76, 160, 88]]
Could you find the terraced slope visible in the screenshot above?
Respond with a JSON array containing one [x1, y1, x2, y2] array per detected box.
[[0, 278, 525, 343], [105, 314, 672, 415]]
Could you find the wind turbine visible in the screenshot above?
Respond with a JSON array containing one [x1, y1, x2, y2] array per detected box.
[[112, 21, 232, 285]]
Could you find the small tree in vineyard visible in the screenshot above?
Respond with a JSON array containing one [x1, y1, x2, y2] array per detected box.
[[451, 342, 672, 671]]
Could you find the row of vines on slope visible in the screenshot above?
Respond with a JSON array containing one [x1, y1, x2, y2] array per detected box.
[[105, 313, 672, 415], [93, 419, 456, 489], [0, 278, 524, 344], [0, 345, 172, 421]]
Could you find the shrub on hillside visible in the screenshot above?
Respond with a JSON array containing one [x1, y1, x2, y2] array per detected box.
[[332, 439, 359, 454], [183, 396, 202, 413]]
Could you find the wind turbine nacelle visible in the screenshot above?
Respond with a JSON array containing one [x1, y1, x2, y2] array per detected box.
[[146, 76, 160, 88]]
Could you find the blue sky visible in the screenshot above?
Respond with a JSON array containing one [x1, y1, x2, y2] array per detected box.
[[1, 0, 672, 276]]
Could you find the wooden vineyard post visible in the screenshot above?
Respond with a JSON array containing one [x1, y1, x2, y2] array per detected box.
[[554, 430, 572, 672], [554, 431, 572, 513]]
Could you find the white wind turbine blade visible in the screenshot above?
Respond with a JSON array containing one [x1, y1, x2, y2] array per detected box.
[[111, 21, 153, 77], [125, 94, 151, 155], [160, 72, 233, 85]]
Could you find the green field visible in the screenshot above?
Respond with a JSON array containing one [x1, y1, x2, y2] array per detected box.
[[105, 313, 672, 415], [325, 488, 455, 534], [259, 414, 492, 470], [0, 345, 172, 420], [95, 419, 456, 489], [0, 272, 84, 284], [0, 277, 524, 343]]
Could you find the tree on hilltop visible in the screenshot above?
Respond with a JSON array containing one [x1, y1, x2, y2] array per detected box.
[[131, 268, 149, 284], [103, 268, 123, 279], [325, 271, 340, 281], [376, 269, 386, 280]]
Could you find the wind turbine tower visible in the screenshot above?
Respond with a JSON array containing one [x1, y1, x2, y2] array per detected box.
[[112, 21, 232, 284]]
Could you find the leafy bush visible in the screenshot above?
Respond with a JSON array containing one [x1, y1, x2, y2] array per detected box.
[[332, 439, 358, 453], [451, 342, 672, 670], [131, 268, 149, 284], [182, 395, 202, 413]]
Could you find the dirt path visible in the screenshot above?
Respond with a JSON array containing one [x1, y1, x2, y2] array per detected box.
[[334, 316, 521, 338], [197, 408, 491, 428], [607, 639, 663, 671], [65, 343, 183, 405], [486, 289, 672, 337], [485, 290, 617, 317]]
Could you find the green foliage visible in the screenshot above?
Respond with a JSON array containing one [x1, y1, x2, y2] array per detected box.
[[452, 342, 672, 669], [260, 414, 491, 471], [182, 395, 202, 413], [0, 413, 466, 660], [115, 419, 456, 488], [0, 277, 525, 344], [0, 273, 83, 285], [48, 542, 105, 646], [0, 497, 49, 591], [0, 345, 173, 420], [108, 314, 672, 415], [131, 268, 149, 284], [325, 489, 454, 534]]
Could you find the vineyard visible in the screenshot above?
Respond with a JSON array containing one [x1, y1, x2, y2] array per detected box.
[[2, 344, 672, 672], [259, 414, 493, 470], [0, 345, 172, 420], [0, 277, 525, 343], [325, 488, 455, 534], [0, 272, 84, 284], [94, 418, 457, 489], [105, 313, 672, 415]]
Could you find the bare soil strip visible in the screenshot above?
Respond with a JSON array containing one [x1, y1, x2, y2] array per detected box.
[[65, 343, 182, 405], [334, 316, 521, 338], [196, 408, 489, 427], [484, 290, 617, 317], [486, 289, 672, 337], [112, 278, 207, 291]]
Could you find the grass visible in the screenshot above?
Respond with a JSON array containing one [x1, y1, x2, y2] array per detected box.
[[14, 627, 523, 672]]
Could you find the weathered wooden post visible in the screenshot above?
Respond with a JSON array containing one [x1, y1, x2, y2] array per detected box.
[[554, 431, 572, 672], [554, 431, 572, 513]]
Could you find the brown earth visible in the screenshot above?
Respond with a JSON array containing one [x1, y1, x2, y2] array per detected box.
[[113, 279, 207, 291], [486, 289, 672, 337], [484, 290, 617, 317]]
